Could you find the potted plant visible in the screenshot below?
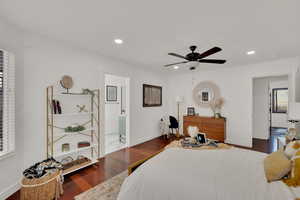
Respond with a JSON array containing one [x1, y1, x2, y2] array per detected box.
[[209, 98, 224, 118]]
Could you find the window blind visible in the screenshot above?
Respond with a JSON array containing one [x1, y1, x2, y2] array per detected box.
[[0, 50, 3, 152], [0, 50, 15, 156]]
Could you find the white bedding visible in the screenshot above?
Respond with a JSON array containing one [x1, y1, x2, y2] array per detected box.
[[118, 148, 295, 200]]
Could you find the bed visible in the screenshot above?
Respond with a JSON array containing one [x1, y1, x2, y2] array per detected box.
[[118, 148, 296, 200]]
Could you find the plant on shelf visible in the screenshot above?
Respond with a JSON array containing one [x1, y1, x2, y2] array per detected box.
[[64, 124, 86, 132]]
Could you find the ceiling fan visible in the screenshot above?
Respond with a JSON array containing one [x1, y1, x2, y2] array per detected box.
[[165, 46, 226, 70]]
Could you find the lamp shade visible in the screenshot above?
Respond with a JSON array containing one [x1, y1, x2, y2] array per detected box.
[[288, 102, 300, 120], [175, 96, 184, 103]]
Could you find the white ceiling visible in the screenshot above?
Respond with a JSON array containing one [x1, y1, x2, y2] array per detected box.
[[1, 0, 300, 71]]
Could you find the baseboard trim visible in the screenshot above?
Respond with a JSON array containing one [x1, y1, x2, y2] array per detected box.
[[252, 138, 269, 141], [0, 182, 20, 199]]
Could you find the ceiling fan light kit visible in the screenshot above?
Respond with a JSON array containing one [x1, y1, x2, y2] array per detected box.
[[164, 45, 226, 70]]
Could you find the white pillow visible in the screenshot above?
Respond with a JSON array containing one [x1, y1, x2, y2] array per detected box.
[[187, 126, 199, 138], [285, 141, 300, 159]]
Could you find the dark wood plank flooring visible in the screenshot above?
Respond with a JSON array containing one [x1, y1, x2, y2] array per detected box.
[[7, 136, 273, 200]]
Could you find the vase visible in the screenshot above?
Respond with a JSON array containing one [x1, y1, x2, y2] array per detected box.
[[214, 113, 221, 118]]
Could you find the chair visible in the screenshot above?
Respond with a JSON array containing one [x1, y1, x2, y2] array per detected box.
[[169, 116, 179, 134]]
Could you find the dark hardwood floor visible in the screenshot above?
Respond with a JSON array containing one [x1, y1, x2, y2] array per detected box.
[[7, 136, 274, 200]]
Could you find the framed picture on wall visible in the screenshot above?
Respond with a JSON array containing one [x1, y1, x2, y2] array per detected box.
[[143, 84, 162, 107], [106, 85, 117, 101], [187, 107, 195, 116]]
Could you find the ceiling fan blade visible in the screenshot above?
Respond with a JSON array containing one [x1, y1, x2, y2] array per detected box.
[[198, 59, 226, 64], [198, 47, 222, 59], [164, 61, 189, 67], [168, 53, 188, 60]]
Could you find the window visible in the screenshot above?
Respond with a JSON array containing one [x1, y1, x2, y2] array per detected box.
[[0, 50, 15, 157], [272, 88, 288, 113]]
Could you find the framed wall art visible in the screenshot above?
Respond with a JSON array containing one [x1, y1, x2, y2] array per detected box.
[[106, 85, 117, 101], [187, 107, 195, 116], [143, 84, 162, 107]]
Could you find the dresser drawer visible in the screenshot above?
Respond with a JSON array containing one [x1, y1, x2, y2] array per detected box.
[[183, 115, 226, 141]]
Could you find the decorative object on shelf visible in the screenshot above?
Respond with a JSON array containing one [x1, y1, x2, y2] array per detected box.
[[64, 124, 85, 132], [143, 84, 162, 107], [56, 100, 62, 114], [106, 85, 118, 101], [51, 99, 62, 114], [78, 141, 91, 148], [76, 104, 88, 113], [187, 107, 195, 116], [52, 100, 58, 114], [62, 143, 70, 152], [209, 97, 224, 118], [288, 102, 300, 139], [192, 81, 221, 108], [61, 156, 75, 170], [60, 75, 74, 93], [61, 155, 91, 171], [82, 88, 95, 97]]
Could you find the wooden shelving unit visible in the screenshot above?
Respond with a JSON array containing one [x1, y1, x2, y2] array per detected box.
[[46, 86, 100, 175]]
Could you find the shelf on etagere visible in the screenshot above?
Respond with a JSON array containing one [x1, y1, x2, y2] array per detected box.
[[62, 159, 98, 175], [54, 92, 92, 97], [54, 128, 96, 136], [54, 144, 98, 158], [50, 112, 94, 117]]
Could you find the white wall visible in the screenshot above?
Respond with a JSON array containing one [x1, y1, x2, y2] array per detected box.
[[270, 79, 289, 128], [295, 71, 300, 102], [167, 58, 299, 147], [253, 78, 269, 139], [0, 20, 168, 198]]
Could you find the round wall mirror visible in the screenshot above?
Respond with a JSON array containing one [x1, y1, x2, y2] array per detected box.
[[192, 81, 220, 107]]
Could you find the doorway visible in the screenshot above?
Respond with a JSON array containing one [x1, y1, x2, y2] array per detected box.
[[104, 74, 130, 154], [252, 75, 288, 151]]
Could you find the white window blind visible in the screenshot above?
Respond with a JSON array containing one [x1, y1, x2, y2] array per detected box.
[[0, 50, 15, 157]]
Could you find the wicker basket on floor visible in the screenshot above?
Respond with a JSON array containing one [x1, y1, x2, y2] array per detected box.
[[20, 170, 63, 200]]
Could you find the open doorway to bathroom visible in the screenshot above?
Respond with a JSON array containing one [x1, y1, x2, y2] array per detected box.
[[104, 74, 130, 154], [252, 75, 288, 152]]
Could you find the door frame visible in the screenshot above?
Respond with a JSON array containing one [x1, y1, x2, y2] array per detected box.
[[104, 74, 130, 154]]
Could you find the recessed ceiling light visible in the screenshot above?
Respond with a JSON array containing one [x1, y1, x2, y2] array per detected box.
[[173, 65, 179, 69], [114, 39, 123, 44], [247, 50, 255, 55]]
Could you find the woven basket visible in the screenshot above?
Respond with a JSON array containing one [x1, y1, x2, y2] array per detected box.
[[20, 170, 63, 200]]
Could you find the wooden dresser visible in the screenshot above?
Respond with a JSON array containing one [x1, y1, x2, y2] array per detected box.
[[183, 116, 226, 142]]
